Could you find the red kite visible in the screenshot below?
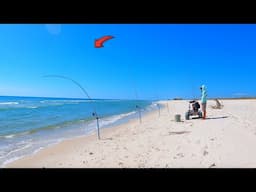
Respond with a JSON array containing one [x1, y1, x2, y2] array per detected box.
[[95, 35, 114, 48]]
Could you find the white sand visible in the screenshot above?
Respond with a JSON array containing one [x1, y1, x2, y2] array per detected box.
[[6, 99, 256, 168]]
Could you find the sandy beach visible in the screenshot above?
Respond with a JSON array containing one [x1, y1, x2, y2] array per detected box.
[[6, 99, 256, 168]]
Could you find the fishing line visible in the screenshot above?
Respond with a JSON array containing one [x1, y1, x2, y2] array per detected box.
[[42, 75, 101, 139]]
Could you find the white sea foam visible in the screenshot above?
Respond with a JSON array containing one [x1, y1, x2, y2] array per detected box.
[[1, 156, 24, 168], [100, 111, 137, 127], [27, 106, 38, 109], [4, 134, 15, 139], [0, 142, 35, 167], [6, 144, 31, 156], [0, 102, 19, 105]]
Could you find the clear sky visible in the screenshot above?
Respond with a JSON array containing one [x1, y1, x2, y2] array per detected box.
[[0, 24, 256, 100]]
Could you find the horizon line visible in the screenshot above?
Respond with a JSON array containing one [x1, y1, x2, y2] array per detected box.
[[1, 95, 256, 101], [0, 95, 156, 101]]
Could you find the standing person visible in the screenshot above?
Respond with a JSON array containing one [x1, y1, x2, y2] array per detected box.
[[200, 85, 207, 119]]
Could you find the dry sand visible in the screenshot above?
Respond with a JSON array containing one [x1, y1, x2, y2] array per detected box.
[[6, 99, 256, 168]]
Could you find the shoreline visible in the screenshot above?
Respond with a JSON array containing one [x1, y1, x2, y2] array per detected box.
[[4, 101, 160, 168], [6, 99, 256, 168]]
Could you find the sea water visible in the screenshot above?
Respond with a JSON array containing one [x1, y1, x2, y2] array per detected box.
[[0, 96, 157, 167]]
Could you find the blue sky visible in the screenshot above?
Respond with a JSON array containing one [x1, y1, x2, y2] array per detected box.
[[0, 24, 256, 99]]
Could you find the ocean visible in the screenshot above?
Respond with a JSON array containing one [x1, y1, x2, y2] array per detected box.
[[0, 96, 156, 167]]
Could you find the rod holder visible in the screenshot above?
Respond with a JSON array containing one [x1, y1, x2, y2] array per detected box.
[[92, 112, 100, 140], [167, 102, 170, 114], [157, 104, 161, 117], [136, 105, 142, 124]]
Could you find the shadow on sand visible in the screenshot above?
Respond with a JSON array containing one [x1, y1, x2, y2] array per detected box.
[[168, 131, 191, 135], [191, 116, 229, 120], [101, 137, 113, 141], [206, 116, 229, 120]]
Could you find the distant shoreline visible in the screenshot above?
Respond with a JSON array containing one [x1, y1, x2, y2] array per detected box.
[[172, 97, 256, 100], [1, 95, 256, 101], [210, 97, 256, 100]]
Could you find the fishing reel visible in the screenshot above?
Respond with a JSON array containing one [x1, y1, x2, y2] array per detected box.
[[92, 112, 100, 139], [92, 112, 99, 119]]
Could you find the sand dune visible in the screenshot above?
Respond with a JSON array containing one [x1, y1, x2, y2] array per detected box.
[[6, 99, 256, 168]]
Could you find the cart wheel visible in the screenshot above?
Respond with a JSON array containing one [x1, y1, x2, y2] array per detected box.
[[185, 112, 190, 120], [198, 111, 202, 118]]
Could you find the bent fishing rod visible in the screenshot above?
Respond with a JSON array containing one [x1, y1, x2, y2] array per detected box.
[[42, 75, 101, 140]]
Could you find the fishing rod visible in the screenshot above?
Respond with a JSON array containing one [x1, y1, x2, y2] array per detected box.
[[166, 100, 170, 114], [155, 92, 161, 117], [42, 75, 101, 140], [134, 86, 142, 124], [162, 91, 170, 115], [157, 103, 161, 117]]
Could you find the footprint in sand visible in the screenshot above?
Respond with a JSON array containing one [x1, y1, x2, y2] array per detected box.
[[168, 131, 190, 135], [203, 150, 209, 156], [153, 147, 160, 151], [176, 146, 181, 150], [176, 153, 184, 158]]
